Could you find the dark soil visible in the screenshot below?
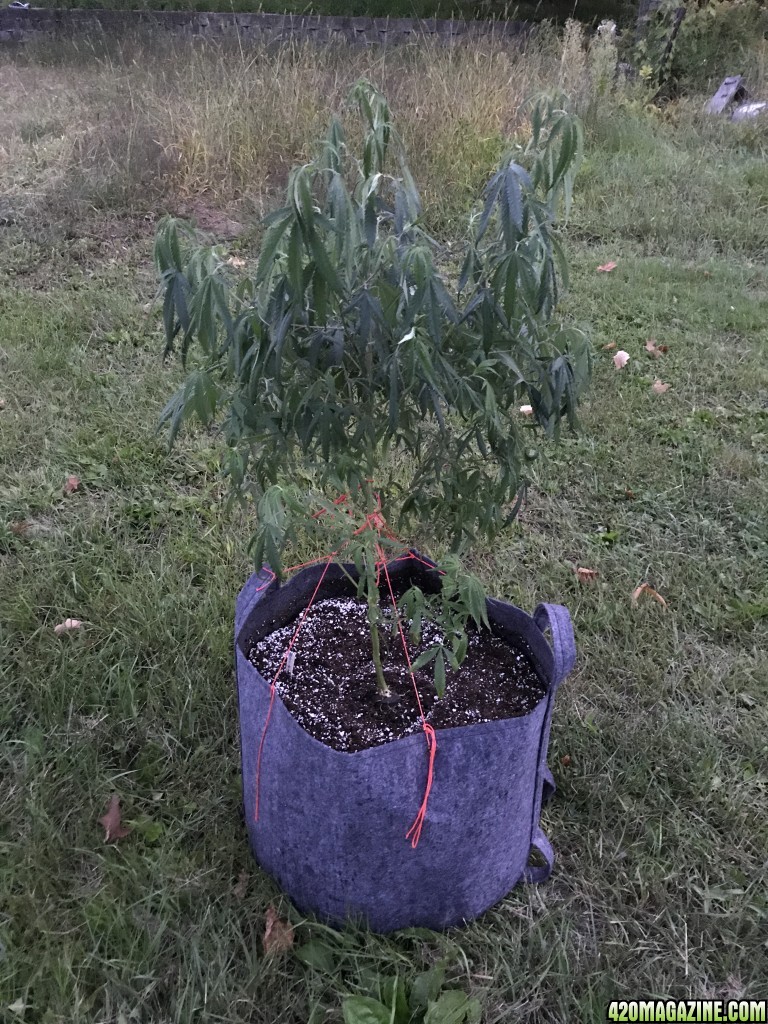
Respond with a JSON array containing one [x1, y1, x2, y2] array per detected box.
[[248, 597, 546, 752]]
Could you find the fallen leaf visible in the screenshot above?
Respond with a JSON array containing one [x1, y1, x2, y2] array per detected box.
[[624, 488, 636, 500], [560, 754, 572, 767], [54, 618, 83, 635], [226, 255, 246, 268], [519, 404, 534, 416], [99, 794, 131, 842], [63, 475, 81, 495], [233, 870, 249, 900], [652, 380, 670, 394], [263, 907, 294, 955], [631, 583, 668, 608], [602, 341, 617, 351], [9, 520, 30, 536], [597, 261, 618, 272], [0, 398, 6, 410], [613, 350, 630, 369], [576, 567, 599, 583], [645, 339, 669, 358]]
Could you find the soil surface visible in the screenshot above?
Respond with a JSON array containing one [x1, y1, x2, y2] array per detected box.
[[248, 597, 546, 752]]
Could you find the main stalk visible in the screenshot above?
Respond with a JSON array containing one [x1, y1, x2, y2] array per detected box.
[[362, 481, 391, 697]]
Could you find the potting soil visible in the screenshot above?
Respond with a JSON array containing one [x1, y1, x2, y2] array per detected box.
[[249, 596, 546, 752]]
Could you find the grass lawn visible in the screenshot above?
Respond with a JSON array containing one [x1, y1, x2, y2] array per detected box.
[[1, 30, 768, 1024]]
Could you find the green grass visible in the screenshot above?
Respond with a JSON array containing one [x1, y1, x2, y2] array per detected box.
[[2, 33, 768, 1024]]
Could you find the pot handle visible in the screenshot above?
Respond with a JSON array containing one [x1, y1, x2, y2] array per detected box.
[[521, 827, 555, 885], [533, 603, 576, 688]]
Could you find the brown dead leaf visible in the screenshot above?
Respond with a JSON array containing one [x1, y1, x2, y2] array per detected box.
[[645, 339, 669, 358], [63, 475, 81, 495], [54, 618, 83, 635], [233, 870, 249, 900], [652, 380, 670, 394], [631, 583, 668, 608], [624, 488, 636, 500], [560, 754, 572, 767], [602, 342, 617, 351], [263, 907, 294, 955], [576, 567, 599, 583], [99, 794, 131, 843], [597, 261, 618, 273], [10, 520, 31, 536]]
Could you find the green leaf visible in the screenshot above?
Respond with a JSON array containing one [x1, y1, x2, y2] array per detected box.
[[294, 940, 336, 973], [380, 976, 410, 1024], [503, 163, 524, 233], [256, 210, 292, 285], [411, 645, 441, 671], [433, 649, 446, 697], [410, 964, 447, 1010], [342, 995, 391, 1024], [424, 990, 477, 1024]]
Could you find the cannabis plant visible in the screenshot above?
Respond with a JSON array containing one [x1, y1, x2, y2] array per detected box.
[[154, 82, 590, 695]]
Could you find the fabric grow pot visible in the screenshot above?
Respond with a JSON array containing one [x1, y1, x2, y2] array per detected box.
[[235, 553, 575, 933]]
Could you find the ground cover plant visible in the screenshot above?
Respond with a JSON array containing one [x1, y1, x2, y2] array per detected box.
[[2, 24, 768, 1024]]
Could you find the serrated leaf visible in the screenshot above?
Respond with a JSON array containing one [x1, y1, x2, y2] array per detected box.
[[504, 164, 524, 232], [433, 649, 446, 697], [411, 645, 441, 671]]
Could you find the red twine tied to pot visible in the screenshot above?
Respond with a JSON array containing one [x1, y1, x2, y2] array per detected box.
[[252, 498, 438, 847]]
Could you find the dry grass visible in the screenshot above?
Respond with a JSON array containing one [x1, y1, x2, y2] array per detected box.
[[2, 30, 568, 233]]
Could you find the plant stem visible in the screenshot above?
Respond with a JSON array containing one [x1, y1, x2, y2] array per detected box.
[[367, 574, 389, 696], [362, 479, 390, 696]]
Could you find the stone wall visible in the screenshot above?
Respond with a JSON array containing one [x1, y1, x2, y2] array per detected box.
[[0, 7, 531, 46]]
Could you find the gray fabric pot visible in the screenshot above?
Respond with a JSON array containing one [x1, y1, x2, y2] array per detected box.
[[235, 553, 575, 933]]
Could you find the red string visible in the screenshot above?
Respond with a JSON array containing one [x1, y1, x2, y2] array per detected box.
[[252, 491, 442, 847], [377, 542, 437, 847]]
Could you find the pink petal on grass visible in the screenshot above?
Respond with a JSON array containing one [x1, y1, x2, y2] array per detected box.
[[652, 380, 670, 394], [519, 404, 534, 416], [63, 475, 81, 495], [613, 350, 630, 369], [576, 567, 599, 583], [54, 618, 83, 635], [597, 261, 618, 273]]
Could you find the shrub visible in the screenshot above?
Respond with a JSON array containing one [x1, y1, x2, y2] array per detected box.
[[154, 83, 590, 692]]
